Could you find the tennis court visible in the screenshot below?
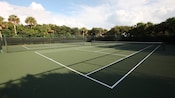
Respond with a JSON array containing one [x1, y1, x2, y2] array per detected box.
[[0, 41, 175, 98]]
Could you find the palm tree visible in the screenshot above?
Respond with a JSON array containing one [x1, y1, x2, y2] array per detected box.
[[0, 16, 4, 23], [8, 15, 20, 35], [80, 27, 88, 37], [0, 16, 4, 39], [25, 16, 37, 28]]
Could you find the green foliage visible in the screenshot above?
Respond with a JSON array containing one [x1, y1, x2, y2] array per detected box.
[[72, 27, 81, 35], [0, 16, 4, 23], [0, 15, 175, 43], [2, 28, 13, 37], [125, 18, 175, 43], [25, 16, 37, 27]]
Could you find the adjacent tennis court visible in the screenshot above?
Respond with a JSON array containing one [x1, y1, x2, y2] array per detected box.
[[0, 41, 175, 98]]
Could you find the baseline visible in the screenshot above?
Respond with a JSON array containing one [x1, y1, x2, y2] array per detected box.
[[22, 44, 77, 50]]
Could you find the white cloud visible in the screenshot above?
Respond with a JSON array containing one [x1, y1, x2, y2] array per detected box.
[[29, 2, 44, 10], [0, 0, 175, 29], [0, 1, 84, 28], [72, 4, 110, 28], [106, 0, 175, 26]]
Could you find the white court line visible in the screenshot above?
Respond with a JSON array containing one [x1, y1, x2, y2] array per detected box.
[[85, 45, 153, 76], [22, 44, 81, 51], [35, 45, 160, 89], [35, 51, 112, 89], [76, 48, 127, 57], [22, 45, 61, 50], [22, 45, 30, 50], [39, 46, 92, 54], [94, 43, 128, 52], [23, 43, 93, 53], [111, 45, 161, 89], [39, 48, 75, 53]]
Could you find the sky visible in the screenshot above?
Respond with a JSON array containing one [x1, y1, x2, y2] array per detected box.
[[0, 0, 175, 29]]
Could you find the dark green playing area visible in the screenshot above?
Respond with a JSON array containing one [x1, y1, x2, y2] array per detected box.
[[0, 42, 175, 98]]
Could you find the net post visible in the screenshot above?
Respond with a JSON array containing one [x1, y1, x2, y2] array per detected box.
[[0, 33, 2, 53], [3, 34, 8, 53], [162, 41, 166, 51]]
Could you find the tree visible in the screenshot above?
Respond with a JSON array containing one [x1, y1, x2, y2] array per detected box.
[[0, 16, 4, 39], [80, 27, 88, 37], [72, 27, 80, 35], [90, 27, 105, 37], [0, 16, 4, 23], [25, 16, 37, 28], [34, 24, 48, 37], [8, 15, 20, 36], [165, 17, 175, 36], [131, 22, 146, 37]]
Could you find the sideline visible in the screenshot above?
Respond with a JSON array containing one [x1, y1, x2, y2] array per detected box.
[[111, 45, 161, 89]]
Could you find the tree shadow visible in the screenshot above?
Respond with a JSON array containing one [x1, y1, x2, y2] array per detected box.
[[0, 71, 114, 98], [98, 43, 175, 56], [154, 44, 175, 56], [95, 43, 151, 51], [117, 73, 175, 98], [1, 44, 174, 98], [1, 69, 174, 98]]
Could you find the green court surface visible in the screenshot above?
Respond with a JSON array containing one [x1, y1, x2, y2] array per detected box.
[[0, 42, 175, 98]]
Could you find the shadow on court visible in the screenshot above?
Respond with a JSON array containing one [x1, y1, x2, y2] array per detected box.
[[0, 72, 113, 98], [95, 43, 151, 51], [0, 45, 175, 98], [0, 71, 175, 98]]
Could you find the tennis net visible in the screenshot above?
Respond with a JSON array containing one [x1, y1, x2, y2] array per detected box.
[[91, 41, 164, 49], [3, 35, 86, 53]]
